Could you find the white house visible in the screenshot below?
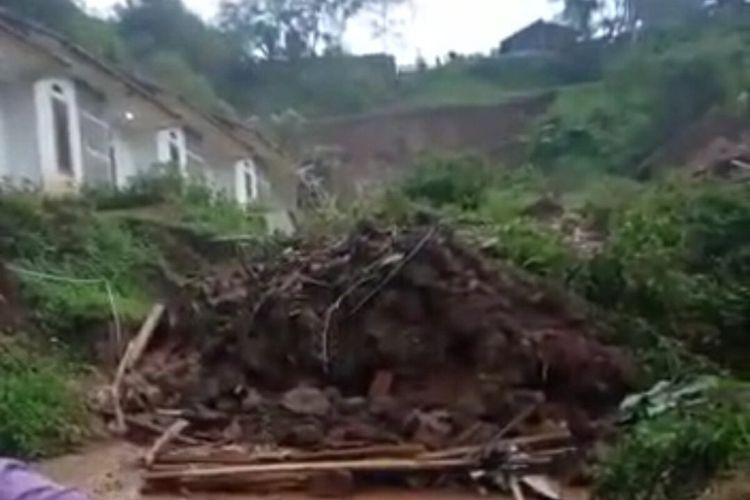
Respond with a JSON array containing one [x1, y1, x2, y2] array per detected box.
[[0, 9, 295, 232]]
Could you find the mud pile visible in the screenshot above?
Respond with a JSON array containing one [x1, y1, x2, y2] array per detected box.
[[116, 221, 634, 495], [117, 223, 632, 496]]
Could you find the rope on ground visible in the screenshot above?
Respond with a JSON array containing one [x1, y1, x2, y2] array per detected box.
[[5, 263, 123, 349]]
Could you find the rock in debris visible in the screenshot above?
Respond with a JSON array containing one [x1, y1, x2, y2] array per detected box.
[[283, 421, 326, 447], [282, 387, 331, 417], [241, 388, 264, 412]]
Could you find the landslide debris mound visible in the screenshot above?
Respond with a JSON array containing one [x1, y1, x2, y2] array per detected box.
[[125, 221, 634, 450]]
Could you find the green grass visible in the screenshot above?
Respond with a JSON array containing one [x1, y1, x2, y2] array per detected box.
[[0, 193, 158, 336], [0, 339, 85, 457]]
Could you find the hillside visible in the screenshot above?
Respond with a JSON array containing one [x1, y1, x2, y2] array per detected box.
[[1, 1, 750, 499], [0, 0, 601, 119]]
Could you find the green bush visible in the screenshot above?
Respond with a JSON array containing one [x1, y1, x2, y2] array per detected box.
[[575, 180, 750, 370], [0, 339, 85, 457], [401, 156, 494, 210], [488, 219, 579, 281], [530, 20, 750, 175], [597, 381, 750, 500], [89, 166, 267, 236]]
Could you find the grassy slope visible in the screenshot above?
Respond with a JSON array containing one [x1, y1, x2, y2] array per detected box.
[[0, 175, 267, 458]]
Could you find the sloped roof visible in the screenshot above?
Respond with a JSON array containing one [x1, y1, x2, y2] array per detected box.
[[502, 19, 579, 44]]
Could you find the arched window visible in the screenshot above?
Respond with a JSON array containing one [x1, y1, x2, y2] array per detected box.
[[50, 83, 73, 175], [235, 159, 258, 204]]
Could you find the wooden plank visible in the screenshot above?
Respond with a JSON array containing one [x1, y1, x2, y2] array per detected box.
[[418, 431, 573, 460], [144, 472, 309, 494], [144, 457, 475, 481], [157, 444, 428, 466]]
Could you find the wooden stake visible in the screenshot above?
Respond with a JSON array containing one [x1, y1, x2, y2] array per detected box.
[[111, 303, 165, 433], [145, 418, 190, 467]]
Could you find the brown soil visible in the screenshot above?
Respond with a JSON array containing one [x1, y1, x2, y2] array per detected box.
[[698, 469, 750, 500]]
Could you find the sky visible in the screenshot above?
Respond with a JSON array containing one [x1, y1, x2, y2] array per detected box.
[[84, 0, 556, 65]]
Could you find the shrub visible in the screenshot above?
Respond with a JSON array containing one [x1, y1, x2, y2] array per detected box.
[[0, 339, 85, 457], [488, 219, 579, 281], [401, 156, 494, 210], [88, 166, 267, 236], [530, 20, 750, 175], [575, 180, 750, 370], [597, 380, 750, 500]]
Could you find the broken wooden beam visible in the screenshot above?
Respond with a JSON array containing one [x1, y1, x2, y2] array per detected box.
[[418, 430, 573, 461], [144, 418, 190, 467], [156, 443, 428, 466], [144, 457, 475, 482], [111, 303, 166, 433]]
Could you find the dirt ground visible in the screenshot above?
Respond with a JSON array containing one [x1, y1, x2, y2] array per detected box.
[[38, 441, 591, 499]]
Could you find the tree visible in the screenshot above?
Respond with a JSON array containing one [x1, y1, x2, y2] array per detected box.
[[365, 0, 410, 52], [553, 0, 710, 38], [625, 0, 705, 30], [218, 0, 366, 60], [116, 0, 240, 75], [0, 0, 79, 30], [554, 0, 603, 38]]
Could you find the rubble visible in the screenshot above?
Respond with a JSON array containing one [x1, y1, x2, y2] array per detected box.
[[105, 221, 635, 497]]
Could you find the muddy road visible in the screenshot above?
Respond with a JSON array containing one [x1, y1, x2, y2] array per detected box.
[[39, 441, 591, 499]]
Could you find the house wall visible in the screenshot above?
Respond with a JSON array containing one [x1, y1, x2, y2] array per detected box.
[[123, 128, 160, 182], [0, 80, 41, 185], [209, 161, 236, 199]]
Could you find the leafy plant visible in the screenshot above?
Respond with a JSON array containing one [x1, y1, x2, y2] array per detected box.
[[0, 339, 85, 457], [530, 19, 750, 175], [576, 180, 750, 372], [597, 381, 750, 500], [89, 166, 267, 236], [401, 155, 494, 210]]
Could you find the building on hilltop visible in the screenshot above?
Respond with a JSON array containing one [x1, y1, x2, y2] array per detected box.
[[0, 8, 296, 232], [500, 20, 580, 55]]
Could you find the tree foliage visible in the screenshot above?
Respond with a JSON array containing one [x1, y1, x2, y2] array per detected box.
[[553, 0, 711, 37], [218, 0, 364, 60]]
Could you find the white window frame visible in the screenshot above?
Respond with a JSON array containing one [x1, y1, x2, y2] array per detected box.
[[235, 158, 259, 205], [34, 78, 84, 188]]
